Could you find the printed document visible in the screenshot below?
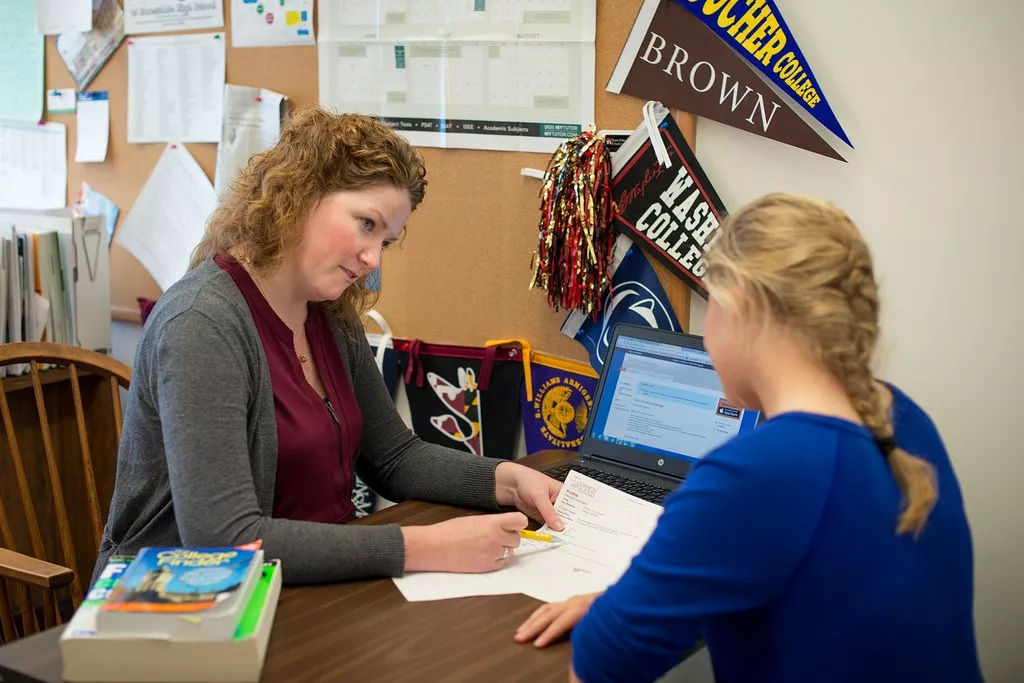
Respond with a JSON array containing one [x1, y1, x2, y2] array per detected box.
[[0, 123, 67, 211], [124, 0, 223, 34], [392, 471, 663, 603], [214, 85, 287, 195], [317, 0, 595, 153], [115, 144, 216, 291], [127, 33, 226, 143], [230, 0, 313, 48], [0, 2, 45, 123]]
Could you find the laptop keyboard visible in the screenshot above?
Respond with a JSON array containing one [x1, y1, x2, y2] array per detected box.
[[544, 463, 673, 505]]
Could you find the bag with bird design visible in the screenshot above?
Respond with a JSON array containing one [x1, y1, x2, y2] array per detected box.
[[395, 338, 526, 460]]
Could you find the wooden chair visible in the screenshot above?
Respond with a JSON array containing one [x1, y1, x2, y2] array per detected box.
[[0, 343, 131, 643]]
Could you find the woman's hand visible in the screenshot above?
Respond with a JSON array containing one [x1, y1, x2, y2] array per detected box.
[[495, 462, 564, 531], [514, 592, 600, 647], [402, 512, 527, 573]]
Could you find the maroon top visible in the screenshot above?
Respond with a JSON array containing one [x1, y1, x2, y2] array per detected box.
[[215, 254, 362, 524]]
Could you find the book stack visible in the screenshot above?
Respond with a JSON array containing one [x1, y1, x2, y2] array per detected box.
[[60, 546, 281, 682]]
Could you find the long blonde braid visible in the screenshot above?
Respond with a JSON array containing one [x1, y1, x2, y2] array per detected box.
[[705, 193, 937, 535]]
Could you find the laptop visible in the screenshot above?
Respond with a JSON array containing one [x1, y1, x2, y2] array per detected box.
[[545, 323, 760, 504]]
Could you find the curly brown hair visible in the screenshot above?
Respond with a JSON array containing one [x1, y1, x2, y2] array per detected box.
[[192, 106, 427, 323]]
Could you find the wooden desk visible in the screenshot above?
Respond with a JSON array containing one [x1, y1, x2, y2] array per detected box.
[[0, 451, 577, 683]]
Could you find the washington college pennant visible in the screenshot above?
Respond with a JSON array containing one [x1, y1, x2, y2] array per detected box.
[[611, 104, 726, 299]]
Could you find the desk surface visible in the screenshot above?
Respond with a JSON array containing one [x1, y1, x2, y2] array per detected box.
[[0, 450, 576, 683]]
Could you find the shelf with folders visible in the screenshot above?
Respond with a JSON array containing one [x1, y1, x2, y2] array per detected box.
[[2, 211, 112, 377]]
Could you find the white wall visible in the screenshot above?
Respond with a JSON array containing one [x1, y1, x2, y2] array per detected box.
[[687, 1, 1024, 678]]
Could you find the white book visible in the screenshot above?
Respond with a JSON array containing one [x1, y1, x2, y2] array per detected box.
[[62, 558, 281, 683]]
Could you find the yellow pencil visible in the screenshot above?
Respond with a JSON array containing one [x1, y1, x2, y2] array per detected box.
[[520, 529, 553, 543]]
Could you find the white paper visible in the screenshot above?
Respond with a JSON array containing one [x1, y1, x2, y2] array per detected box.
[[48, 88, 78, 114], [317, 1, 595, 153], [320, 0, 594, 42], [0, 122, 67, 211], [230, 0, 313, 48], [75, 91, 110, 162], [123, 0, 223, 34], [56, 0, 126, 91], [214, 85, 286, 195], [115, 144, 216, 291], [0, 2, 45, 123], [127, 33, 226, 143], [393, 471, 663, 603], [37, 0, 92, 35]]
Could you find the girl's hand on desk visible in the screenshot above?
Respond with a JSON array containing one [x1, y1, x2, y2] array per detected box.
[[495, 462, 565, 531], [402, 512, 527, 573], [514, 592, 600, 647]]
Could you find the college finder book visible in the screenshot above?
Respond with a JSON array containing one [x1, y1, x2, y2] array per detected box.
[[97, 546, 264, 640]]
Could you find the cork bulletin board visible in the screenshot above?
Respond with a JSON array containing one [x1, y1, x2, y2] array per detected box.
[[42, 1, 695, 359]]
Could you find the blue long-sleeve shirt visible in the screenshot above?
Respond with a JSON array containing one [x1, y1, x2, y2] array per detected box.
[[571, 385, 982, 682]]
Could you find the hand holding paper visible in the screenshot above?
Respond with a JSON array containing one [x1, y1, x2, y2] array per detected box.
[[393, 471, 662, 603], [495, 461, 565, 531]]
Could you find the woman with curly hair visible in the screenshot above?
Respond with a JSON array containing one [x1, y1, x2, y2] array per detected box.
[[96, 108, 562, 584], [515, 194, 982, 683]]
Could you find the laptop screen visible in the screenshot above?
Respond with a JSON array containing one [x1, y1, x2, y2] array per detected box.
[[581, 325, 759, 479]]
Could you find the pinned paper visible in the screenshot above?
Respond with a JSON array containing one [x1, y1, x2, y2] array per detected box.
[[214, 84, 288, 194], [128, 33, 225, 143], [48, 88, 78, 114], [230, 0, 313, 48], [115, 144, 217, 291], [123, 0, 223, 34], [36, 0, 92, 35], [0, 2, 45, 123], [75, 91, 110, 163], [0, 122, 67, 210]]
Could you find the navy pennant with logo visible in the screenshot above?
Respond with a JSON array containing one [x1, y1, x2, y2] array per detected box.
[[563, 238, 681, 371]]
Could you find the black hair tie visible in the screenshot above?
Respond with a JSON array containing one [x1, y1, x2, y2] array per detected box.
[[876, 436, 897, 457]]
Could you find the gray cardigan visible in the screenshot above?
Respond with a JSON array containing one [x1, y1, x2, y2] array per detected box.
[[96, 260, 502, 584]]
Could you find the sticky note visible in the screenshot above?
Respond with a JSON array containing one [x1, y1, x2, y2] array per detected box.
[[47, 88, 76, 114]]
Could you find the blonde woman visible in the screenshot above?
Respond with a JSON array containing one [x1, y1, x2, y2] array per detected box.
[[515, 194, 981, 682], [96, 108, 563, 585]]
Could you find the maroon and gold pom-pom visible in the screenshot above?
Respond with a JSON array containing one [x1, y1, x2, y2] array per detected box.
[[529, 127, 615, 318]]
